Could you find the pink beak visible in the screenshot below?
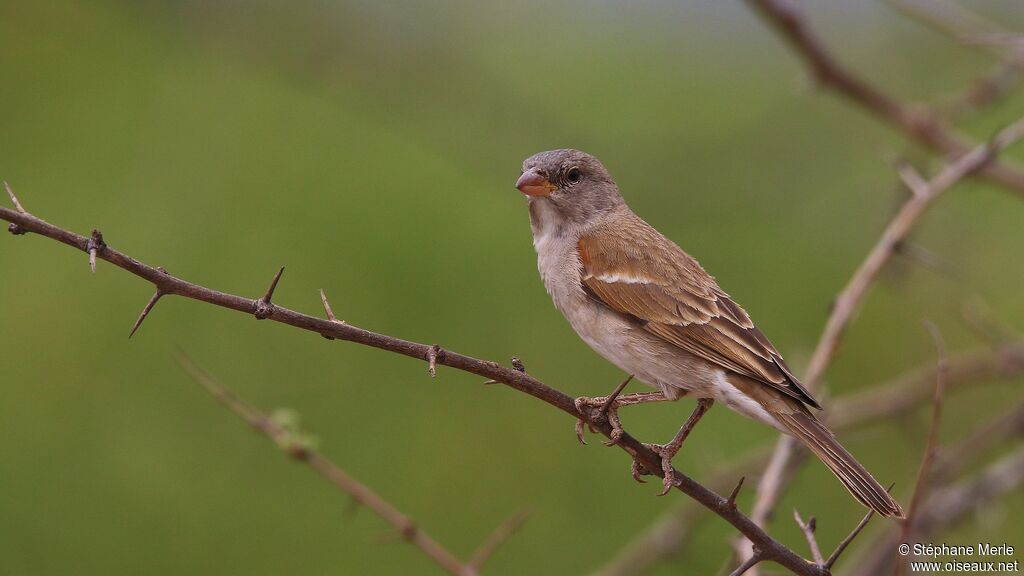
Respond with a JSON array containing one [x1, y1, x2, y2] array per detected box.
[[516, 169, 554, 197]]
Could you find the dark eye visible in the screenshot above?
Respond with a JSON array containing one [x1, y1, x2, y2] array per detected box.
[[566, 167, 582, 184]]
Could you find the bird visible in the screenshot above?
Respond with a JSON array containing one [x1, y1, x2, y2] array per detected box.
[[514, 148, 904, 518]]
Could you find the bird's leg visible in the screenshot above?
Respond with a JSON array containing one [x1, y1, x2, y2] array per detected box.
[[575, 375, 673, 446], [631, 398, 715, 496]]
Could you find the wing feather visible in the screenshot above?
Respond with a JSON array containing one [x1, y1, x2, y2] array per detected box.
[[578, 223, 820, 409]]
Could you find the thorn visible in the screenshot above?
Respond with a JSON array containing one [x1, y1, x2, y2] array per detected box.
[[86, 229, 105, 273], [727, 476, 746, 508], [4, 181, 26, 212], [600, 374, 634, 414], [482, 379, 498, 385], [511, 357, 526, 372], [426, 345, 441, 378], [319, 288, 343, 323], [319, 288, 345, 339], [254, 266, 285, 320], [129, 289, 165, 339]]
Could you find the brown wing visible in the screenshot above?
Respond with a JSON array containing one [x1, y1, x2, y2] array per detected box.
[[578, 220, 820, 409]]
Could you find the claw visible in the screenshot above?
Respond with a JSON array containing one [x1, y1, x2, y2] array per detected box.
[[574, 395, 626, 447], [631, 460, 648, 483], [603, 426, 623, 447], [575, 417, 587, 445]]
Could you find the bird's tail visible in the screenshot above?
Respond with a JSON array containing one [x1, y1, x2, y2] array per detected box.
[[775, 409, 905, 518]]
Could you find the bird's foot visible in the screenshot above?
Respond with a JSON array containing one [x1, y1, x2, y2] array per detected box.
[[630, 398, 714, 496], [630, 442, 681, 496], [574, 395, 626, 446]]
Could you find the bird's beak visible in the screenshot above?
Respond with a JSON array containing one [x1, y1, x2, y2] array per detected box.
[[516, 169, 556, 197]]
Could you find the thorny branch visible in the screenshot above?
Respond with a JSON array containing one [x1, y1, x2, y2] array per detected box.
[[0, 197, 828, 575]]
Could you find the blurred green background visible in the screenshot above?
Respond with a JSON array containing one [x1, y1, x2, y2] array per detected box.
[[2, 1, 1023, 574]]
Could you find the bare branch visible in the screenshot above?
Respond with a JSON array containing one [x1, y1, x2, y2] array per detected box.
[[467, 510, 530, 571], [824, 508, 874, 569], [0, 193, 828, 576], [895, 162, 930, 198], [792, 510, 824, 566], [744, 0, 1024, 195], [175, 354, 476, 576], [730, 553, 765, 576]]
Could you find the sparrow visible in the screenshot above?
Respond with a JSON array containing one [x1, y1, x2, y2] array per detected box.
[[514, 148, 904, 518]]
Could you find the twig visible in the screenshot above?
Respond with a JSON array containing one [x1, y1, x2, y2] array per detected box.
[[0, 195, 827, 576], [175, 354, 477, 576], [744, 0, 1024, 195], [792, 510, 824, 566], [743, 116, 1024, 537], [897, 321, 949, 571], [729, 553, 765, 576], [824, 508, 874, 569], [467, 510, 530, 571]]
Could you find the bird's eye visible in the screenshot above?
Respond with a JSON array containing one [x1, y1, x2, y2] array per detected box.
[[566, 168, 582, 184]]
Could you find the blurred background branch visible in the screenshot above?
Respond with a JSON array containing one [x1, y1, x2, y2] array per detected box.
[[176, 354, 485, 576]]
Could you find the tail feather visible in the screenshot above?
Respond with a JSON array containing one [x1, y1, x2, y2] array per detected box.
[[777, 410, 905, 518]]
